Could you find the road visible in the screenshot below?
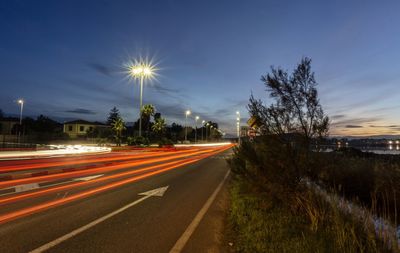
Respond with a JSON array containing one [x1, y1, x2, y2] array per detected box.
[[0, 144, 234, 253]]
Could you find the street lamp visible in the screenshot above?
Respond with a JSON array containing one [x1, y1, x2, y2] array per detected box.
[[185, 110, 191, 141], [201, 120, 205, 141], [236, 111, 241, 145], [18, 99, 24, 125], [129, 62, 154, 137], [17, 99, 24, 143], [206, 122, 210, 141], [195, 116, 199, 143]]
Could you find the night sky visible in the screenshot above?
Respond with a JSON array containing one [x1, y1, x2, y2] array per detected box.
[[1, 0, 400, 136]]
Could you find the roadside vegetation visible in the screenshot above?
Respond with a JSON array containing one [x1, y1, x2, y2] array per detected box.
[[228, 58, 399, 252]]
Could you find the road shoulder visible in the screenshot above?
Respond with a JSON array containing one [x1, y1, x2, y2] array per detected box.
[[181, 174, 233, 253]]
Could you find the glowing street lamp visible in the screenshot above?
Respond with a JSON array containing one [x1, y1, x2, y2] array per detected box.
[[195, 116, 200, 143], [201, 120, 205, 141], [129, 62, 154, 137], [17, 99, 24, 143], [205, 122, 210, 141], [17, 99, 24, 125], [185, 110, 191, 141], [236, 111, 241, 145]]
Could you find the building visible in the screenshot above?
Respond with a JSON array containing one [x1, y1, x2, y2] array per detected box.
[[63, 120, 109, 138]]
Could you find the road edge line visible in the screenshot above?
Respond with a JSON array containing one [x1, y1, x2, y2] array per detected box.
[[28, 193, 157, 253], [169, 169, 230, 253]]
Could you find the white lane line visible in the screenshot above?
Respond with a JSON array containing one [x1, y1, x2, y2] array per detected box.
[[169, 169, 230, 253], [0, 174, 104, 197], [29, 186, 169, 253]]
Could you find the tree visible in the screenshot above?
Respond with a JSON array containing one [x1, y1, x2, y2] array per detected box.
[[111, 117, 126, 146], [154, 112, 161, 121], [152, 117, 166, 137], [141, 104, 155, 136], [167, 122, 183, 141], [107, 107, 121, 125], [0, 109, 4, 119], [248, 57, 329, 144], [240, 57, 330, 196]]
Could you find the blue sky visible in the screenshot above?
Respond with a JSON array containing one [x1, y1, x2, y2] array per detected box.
[[1, 0, 400, 136]]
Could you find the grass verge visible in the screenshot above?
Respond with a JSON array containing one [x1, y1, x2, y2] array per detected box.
[[228, 176, 388, 253]]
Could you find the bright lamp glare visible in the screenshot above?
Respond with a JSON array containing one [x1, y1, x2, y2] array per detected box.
[[186, 110, 191, 115], [143, 67, 152, 76], [129, 63, 154, 78]]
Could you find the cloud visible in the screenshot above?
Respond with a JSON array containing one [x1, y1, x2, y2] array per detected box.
[[345, 125, 363, 128], [331, 116, 381, 127], [87, 63, 117, 77], [148, 84, 183, 101], [331, 114, 346, 119], [64, 108, 97, 115], [370, 125, 400, 128]]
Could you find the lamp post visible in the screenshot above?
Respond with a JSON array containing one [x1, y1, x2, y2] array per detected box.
[[205, 122, 209, 142], [195, 116, 199, 143], [129, 63, 153, 137], [17, 99, 24, 143], [18, 99, 24, 125], [201, 120, 205, 141], [236, 111, 241, 145], [185, 110, 191, 141]]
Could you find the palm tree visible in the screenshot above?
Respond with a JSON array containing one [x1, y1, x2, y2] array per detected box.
[[141, 104, 155, 136], [111, 117, 126, 146], [152, 117, 166, 138]]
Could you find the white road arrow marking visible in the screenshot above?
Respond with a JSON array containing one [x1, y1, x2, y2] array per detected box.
[[73, 174, 103, 181], [29, 185, 170, 253], [138, 186, 169, 197]]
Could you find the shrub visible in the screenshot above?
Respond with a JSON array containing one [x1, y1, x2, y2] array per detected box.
[[127, 136, 149, 146], [158, 138, 174, 148]]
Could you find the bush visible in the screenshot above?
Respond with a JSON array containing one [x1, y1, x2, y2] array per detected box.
[[127, 136, 149, 146], [228, 137, 305, 203], [158, 138, 174, 148]]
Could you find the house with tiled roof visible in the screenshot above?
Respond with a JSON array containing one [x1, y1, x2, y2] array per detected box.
[[63, 120, 109, 138]]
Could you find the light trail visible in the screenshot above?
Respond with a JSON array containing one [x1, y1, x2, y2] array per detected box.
[[0, 157, 192, 205], [0, 144, 233, 224], [0, 148, 215, 188], [0, 148, 199, 173]]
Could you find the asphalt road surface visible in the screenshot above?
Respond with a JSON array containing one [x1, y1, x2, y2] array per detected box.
[[0, 144, 234, 253]]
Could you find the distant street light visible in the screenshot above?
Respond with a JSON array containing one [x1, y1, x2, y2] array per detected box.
[[185, 110, 191, 141], [17, 99, 24, 143], [18, 99, 24, 125], [195, 116, 199, 143], [206, 122, 210, 141], [236, 111, 241, 145], [201, 120, 205, 141], [129, 62, 154, 137]]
